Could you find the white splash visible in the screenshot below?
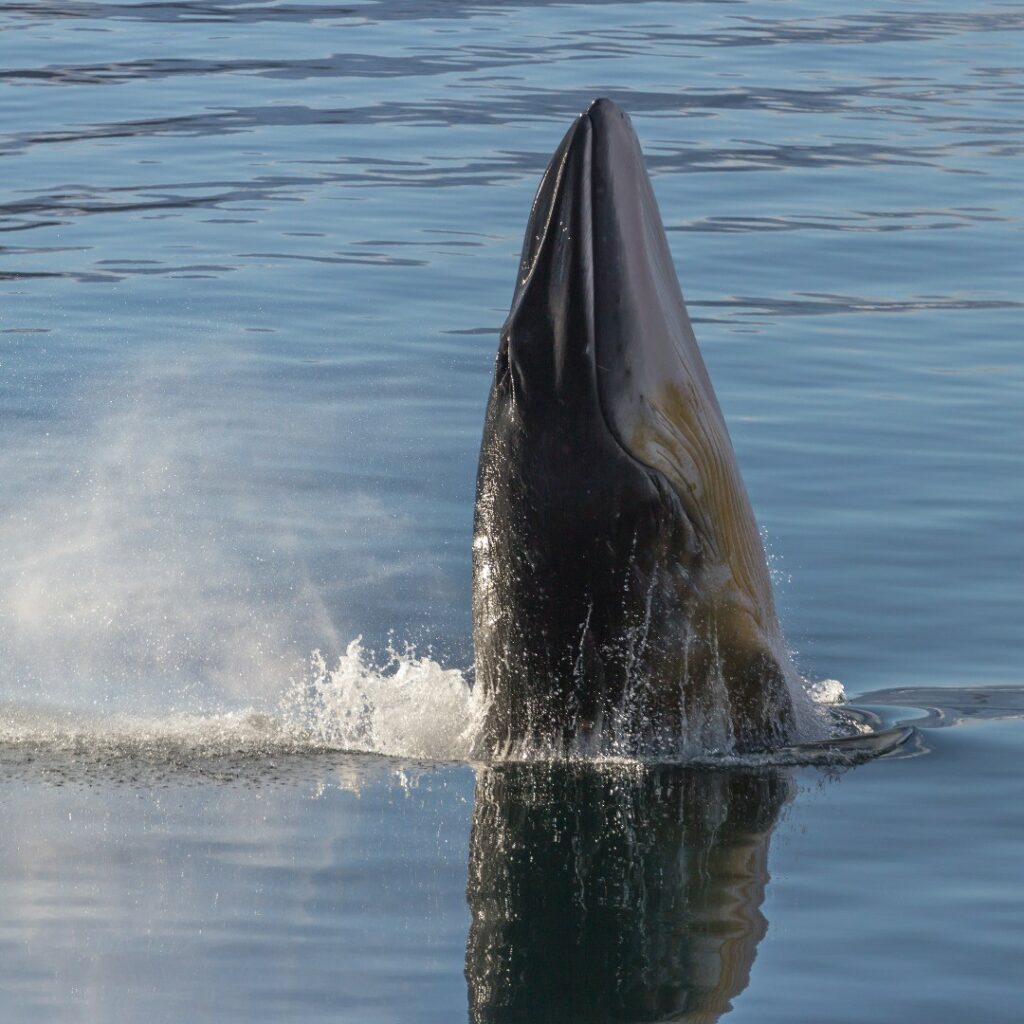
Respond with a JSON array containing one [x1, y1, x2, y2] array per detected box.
[[279, 640, 485, 761], [0, 643, 481, 763], [806, 678, 847, 705]]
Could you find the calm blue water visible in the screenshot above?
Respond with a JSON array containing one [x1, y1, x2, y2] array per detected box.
[[1, 1, 1022, 1020]]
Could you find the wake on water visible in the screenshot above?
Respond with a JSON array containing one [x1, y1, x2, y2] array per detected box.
[[0, 635, 896, 772]]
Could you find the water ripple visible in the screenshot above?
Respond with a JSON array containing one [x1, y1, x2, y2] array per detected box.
[[1, 0, 1021, 700]]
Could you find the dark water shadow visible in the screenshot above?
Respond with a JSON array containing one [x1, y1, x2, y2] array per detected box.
[[465, 763, 791, 1024]]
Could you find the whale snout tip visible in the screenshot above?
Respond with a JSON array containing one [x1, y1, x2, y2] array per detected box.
[[584, 96, 625, 119], [576, 97, 642, 168], [582, 97, 633, 134]]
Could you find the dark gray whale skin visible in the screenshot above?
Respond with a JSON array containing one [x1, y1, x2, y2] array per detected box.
[[472, 98, 794, 757]]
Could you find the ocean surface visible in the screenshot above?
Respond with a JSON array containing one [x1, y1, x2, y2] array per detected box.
[[1, 0, 1022, 1020]]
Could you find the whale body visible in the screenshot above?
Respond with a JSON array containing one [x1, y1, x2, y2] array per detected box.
[[472, 98, 796, 757]]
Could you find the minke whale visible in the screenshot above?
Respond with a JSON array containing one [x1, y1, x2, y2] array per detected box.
[[472, 98, 796, 758]]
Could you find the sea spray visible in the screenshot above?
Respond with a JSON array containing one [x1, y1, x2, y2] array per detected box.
[[0, 652, 881, 770], [278, 640, 484, 761]]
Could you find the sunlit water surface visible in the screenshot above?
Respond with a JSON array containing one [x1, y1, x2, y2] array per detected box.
[[1, 0, 1022, 1020]]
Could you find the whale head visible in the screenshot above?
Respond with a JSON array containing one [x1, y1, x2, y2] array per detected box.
[[473, 99, 794, 757]]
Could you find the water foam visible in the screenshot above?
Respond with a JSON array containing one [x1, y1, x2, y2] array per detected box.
[[278, 639, 485, 761]]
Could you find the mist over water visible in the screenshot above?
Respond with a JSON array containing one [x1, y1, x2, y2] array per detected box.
[[0, 355, 340, 709]]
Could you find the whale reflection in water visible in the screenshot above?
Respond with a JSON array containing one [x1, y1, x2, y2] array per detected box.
[[466, 764, 791, 1024]]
